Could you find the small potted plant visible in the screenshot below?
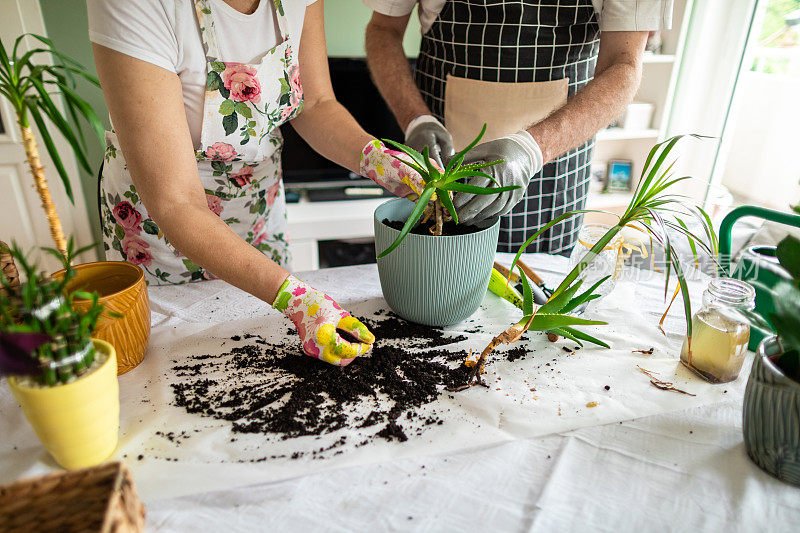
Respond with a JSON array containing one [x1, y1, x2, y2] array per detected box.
[[743, 234, 800, 486], [1, 241, 119, 470], [0, 34, 151, 374], [374, 125, 517, 326]]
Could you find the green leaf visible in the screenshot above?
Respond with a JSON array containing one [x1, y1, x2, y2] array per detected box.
[[441, 182, 520, 195], [538, 279, 584, 315], [556, 326, 611, 348], [206, 71, 222, 91], [561, 276, 609, 314], [27, 106, 74, 202], [211, 61, 226, 72], [527, 314, 607, 330], [438, 190, 459, 224], [223, 112, 238, 135], [142, 220, 159, 235], [450, 123, 487, 165], [234, 101, 252, 118], [182, 258, 200, 273], [517, 266, 534, 316], [776, 236, 800, 281], [219, 99, 235, 116], [376, 187, 435, 258], [382, 138, 428, 170]]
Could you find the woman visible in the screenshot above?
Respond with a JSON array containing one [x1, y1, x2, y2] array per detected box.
[[89, 0, 426, 366]]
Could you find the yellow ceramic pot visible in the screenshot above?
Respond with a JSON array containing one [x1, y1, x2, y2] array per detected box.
[[8, 339, 119, 469], [53, 261, 150, 375]]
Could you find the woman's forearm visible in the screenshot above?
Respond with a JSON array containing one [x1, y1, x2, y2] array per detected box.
[[289, 98, 372, 174], [149, 200, 289, 304]]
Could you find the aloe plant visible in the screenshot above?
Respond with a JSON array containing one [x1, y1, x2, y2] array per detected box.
[[0, 239, 105, 386], [464, 135, 718, 387], [459, 266, 609, 388], [0, 33, 104, 255], [377, 124, 518, 258]]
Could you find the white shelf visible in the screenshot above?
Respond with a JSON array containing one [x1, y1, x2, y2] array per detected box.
[[642, 54, 676, 64], [596, 128, 659, 142]]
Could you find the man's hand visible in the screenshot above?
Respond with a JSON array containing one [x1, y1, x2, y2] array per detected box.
[[453, 131, 544, 224], [405, 115, 455, 169]]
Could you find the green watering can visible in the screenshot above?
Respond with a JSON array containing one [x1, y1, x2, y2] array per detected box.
[[719, 205, 800, 350]]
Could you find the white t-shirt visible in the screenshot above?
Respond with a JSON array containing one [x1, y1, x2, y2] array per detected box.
[[364, 0, 673, 34], [87, 0, 316, 148]]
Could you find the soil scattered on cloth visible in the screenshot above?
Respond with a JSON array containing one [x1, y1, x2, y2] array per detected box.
[[169, 310, 472, 459], [383, 218, 481, 236]]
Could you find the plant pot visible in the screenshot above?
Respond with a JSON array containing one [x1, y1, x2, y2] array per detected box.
[[374, 198, 500, 326], [742, 336, 800, 486], [7, 339, 120, 470], [53, 261, 150, 375]]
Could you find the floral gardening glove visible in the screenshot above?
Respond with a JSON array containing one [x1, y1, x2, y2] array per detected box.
[[359, 139, 427, 200], [272, 275, 375, 367]]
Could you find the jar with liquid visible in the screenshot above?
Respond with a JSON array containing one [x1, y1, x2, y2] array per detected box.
[[680, 278, 755, 383]]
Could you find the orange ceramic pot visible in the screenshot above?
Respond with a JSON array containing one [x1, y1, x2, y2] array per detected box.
[[53, 261, 150, 375]]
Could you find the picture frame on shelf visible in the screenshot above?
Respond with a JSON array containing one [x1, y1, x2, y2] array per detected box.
[[605, 160, 633, 192]]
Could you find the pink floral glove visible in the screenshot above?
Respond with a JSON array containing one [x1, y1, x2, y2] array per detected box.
[[272, 275, 375, 367], [359, 139, 427, 200]]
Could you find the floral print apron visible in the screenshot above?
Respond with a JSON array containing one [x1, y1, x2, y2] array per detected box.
[[100, 0, 303, 285]]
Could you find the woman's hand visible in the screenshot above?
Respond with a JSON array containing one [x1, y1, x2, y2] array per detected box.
[[359, 139, 426, 199], [273, 275, 375, 367]]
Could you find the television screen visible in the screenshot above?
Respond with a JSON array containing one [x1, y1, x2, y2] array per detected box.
[[280, 57, 407, 185]]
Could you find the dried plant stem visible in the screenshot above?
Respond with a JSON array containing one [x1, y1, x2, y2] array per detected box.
[[433, 199, 444, 237], [18, 123, 67, 256]]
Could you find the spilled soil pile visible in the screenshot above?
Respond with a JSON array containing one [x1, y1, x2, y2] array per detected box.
[[169, 311, 473, 453]]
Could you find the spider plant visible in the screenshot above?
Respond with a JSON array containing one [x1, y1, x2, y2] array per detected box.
[[0, 33, 104, 255], [377, 124, 519, 258], [464, 134, 718, 387]]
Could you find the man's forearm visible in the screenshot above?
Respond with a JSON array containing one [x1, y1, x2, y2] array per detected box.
[[365, 14, 431, 131], [528, 32, 648, 163]]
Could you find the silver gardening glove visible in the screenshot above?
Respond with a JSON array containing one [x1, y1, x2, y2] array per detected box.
[[452, 130, 544, 225], [404, 115, 455, 169]]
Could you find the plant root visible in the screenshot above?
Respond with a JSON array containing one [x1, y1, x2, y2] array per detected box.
[[457, 318, 531, 389], [433, 200, 443, 236], [637, 365, 696, 396]]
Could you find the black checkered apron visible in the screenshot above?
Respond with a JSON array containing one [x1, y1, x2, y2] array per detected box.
[[415, 0, 600, 254]]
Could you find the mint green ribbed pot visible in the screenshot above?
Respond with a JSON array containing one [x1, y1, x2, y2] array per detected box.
[[374, 198, 500, 326]]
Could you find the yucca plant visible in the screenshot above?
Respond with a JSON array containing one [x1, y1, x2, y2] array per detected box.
[[464, 135, 718, 387], [0, 33, 104, 255], [377, 124, 518, 257], [0, 239, 105, 386]]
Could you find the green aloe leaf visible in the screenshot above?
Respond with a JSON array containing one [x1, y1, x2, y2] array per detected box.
[[538, 278, 584, 315], [441, 182, 520, 195], [560, 276, 609, 314], [527, 314, 607, 330], [517, 266, 534, 316], [438, 189, 459, 224], [377, 186, 435, 258], [556, 326, 610, 348]]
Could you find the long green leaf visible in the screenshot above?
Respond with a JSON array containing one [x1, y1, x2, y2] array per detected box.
[[556, 326, 611, 348], [517, 266, 534, 316], [538, 278, 584, 315], [27, 105, 74, 202], [560, 275, 610, 313], [382, 138, 428, 170], [376, 187, 435, 258], [387, 153, 427, 180], [527, 314, 607, 330], [441, 182, 520, 195], [30, 80, 93, 173], [450, 123, 487, 164], [438, 189, 459, 224]]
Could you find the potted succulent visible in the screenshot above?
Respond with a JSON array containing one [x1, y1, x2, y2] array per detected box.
[[0, 34, 150, 374], [374, 125, 518, 326], [743, 234, 800, 486], [1, 241, 119, 469]]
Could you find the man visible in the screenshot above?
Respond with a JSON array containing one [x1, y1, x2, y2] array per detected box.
[[365, 0, 672, 254]]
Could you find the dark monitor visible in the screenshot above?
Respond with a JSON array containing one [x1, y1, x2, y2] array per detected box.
[[280, 57, 407, 186]]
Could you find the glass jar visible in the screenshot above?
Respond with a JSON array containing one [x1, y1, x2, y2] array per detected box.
[[680, 277, 755, 383], [568, 223, 624, 304]]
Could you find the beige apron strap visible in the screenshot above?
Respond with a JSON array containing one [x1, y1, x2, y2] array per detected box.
[[444, 75, 569, 150]]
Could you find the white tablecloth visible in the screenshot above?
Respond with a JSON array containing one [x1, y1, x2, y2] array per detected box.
[[2, 254, 798, 531]]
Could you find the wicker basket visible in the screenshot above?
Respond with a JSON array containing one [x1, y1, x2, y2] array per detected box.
[[0, 240, 20, 296], [0, 462, 145, 533]]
